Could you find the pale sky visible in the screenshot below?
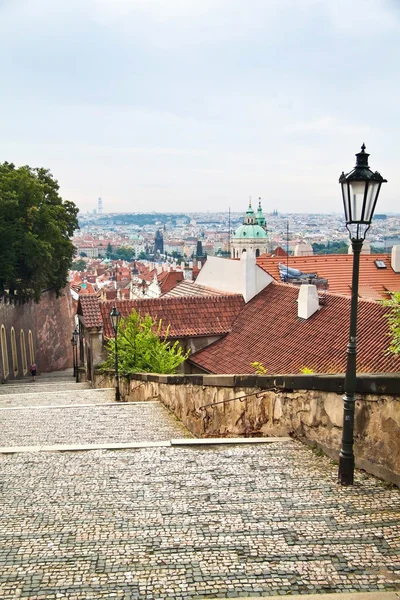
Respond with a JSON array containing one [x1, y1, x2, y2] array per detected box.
[[1, 0, 399, 214]]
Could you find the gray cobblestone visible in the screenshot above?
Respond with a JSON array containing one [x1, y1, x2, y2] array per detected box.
[[0, 381, 399, 599], [0, 402, 191, 446]]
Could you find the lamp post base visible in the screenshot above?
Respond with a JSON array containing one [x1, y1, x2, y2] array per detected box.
[[338, 454, 355, 486], [115, 387, 121, 402]]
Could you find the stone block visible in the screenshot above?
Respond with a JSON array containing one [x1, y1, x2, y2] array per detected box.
[[203, 375, 235, 387]]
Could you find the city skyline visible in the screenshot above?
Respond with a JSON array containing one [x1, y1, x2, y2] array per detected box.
[[1, 0, 399, 214]]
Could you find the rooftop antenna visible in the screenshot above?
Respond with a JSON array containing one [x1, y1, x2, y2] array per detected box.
[[228, 206, 231, 257], [286, 220, 289, 283]]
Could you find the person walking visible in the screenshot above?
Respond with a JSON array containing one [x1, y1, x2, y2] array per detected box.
[[29, 362, 37, 382]]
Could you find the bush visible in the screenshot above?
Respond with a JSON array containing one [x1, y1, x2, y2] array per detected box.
[[101, 310, 190, 374]]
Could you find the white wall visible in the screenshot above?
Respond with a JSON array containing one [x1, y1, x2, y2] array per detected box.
[[196, 253, 272, 302]]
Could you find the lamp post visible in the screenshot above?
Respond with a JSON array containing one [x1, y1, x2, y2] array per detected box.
[[71, 334, 77, 378], [338, 144, 387, 485], [110, 306, 121, 401], [73, 328, 80, 383]]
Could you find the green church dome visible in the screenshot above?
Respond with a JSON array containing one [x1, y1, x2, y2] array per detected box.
[[233, 224, 268, 239]]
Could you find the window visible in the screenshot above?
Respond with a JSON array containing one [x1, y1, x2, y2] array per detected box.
[[11, 327, 18, 375], [1, 325, 9, 379], [256, 248, 260, 257], [375, 260, 386, 269], [20, 330, 28, 375], [28, 330, 35, 365]]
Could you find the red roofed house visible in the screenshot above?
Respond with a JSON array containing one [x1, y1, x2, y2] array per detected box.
[[256, 245, 400, 300], [189, 282, 400, 375], [77, 294, 245, 380]]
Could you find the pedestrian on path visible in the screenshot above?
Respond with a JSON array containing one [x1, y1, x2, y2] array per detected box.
[[29, 362, 37, 382]]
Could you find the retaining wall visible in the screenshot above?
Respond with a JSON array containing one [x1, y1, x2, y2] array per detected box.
[[92, 370, 400, 486]]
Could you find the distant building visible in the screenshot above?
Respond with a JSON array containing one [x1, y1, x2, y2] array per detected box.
[[231, 199, 269, 258], [154, 229, 164, 254]]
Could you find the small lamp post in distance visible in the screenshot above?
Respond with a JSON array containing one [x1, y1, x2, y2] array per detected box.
[[73, 328, 80, 383], [338, 144, 387, 485], [110, 306, 121, 402], [71, 334, 77, 378]]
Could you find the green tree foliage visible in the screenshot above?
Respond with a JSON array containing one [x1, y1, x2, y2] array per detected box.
[[0, 162, 78, 301], [71, 259, 86, 271], [115, 247, 135, 261], [102, 310, 190, 374], [312, 241, 348, 255], [106, 243, 113, 258], [382, 292, 400, 355]]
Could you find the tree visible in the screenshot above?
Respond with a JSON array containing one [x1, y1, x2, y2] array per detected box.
[[106, 243, 113, 258], [71, 259, 86, 271], [79, 252, 87, 257], [115, 246, 135, 261], [0, 162, 79, 301], [102, 310, 189, 374], [382, 292, 400, 355]]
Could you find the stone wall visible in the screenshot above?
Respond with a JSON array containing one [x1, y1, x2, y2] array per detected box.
[[0, 288, 74, 381], [92, 370, 400, 486]]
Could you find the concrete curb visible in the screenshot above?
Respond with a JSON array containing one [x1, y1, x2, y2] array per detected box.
[[206, 593, 400, 600], [0, 436, 293, 454]]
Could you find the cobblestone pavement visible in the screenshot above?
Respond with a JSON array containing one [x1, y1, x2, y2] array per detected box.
[[0, 381, 399, 599], [1, 443, 399, 599], [0, 401, 191, 446], [0, 388, 112, 408]]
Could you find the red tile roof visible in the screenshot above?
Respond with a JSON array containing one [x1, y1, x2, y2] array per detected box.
[[158, 270, 184, 294], [77, 295, 103, 328], [190, 282, 400, 374], [98, 295, 245, 339], [256, 253, 400, 298]]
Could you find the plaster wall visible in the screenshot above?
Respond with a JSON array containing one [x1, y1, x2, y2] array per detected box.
[[196, 255, 272, 301], [0, 289, 74, 380]]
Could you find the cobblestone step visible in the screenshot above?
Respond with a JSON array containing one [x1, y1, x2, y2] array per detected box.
[[1, 443, 399, 599], [0, 382, 91, 394]]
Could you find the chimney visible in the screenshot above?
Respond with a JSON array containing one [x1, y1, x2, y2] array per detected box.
[[197, 261, 202, 270], [392, 245, 400, 273], [297, 284, 320, 319], [180, 261, 185, 270], [348, 240, 371, 254], [294, 243, 313, 256], [240, 249, 257, 303]]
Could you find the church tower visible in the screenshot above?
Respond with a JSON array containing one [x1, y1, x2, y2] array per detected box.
[[231, 199, 269, 258]]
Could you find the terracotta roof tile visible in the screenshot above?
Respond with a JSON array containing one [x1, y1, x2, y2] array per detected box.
[[190, 282, 400, 375], [99, 295, 245, 339], [78, 295, 103, 328], [257, 253, 400, 298], [158, 271, 184, 294]]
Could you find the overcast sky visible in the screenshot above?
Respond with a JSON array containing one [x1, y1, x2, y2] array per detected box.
[[0, 0, 399, 214]]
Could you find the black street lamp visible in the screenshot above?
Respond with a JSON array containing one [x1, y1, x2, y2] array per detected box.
[[73, 328, 80, 383], [338, 144, 387, 485], [71, 334, 77, 378], [110, 306, 121, 401]]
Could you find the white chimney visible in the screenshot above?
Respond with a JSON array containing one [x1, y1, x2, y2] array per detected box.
[[392, 245, 400, 273], [294, 243, 313, 257], [297, 284, 320, 319], [180, 261, 185, 270], [241, 249, 257, 303], [197, 261, 202, 270], [348, 240, 371, 254]]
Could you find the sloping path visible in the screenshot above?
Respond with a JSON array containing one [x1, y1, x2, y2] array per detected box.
[[0, 374, 399, 599]]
